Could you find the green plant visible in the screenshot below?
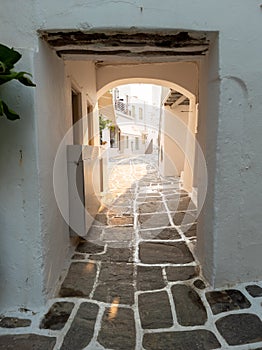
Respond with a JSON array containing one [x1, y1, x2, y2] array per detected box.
[[0, 43, 35, 121], [99, 114, 112, 145], [99, 114, 112, 131]]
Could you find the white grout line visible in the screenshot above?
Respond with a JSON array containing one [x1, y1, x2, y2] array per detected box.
[[54, 300, 82, 349], [89, 261, 102, 300]]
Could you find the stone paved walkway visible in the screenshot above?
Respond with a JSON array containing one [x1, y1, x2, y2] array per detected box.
[[1, 155, 262, 349]]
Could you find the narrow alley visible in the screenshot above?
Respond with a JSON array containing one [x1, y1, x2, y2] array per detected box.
[[1, 155, 262, 349]]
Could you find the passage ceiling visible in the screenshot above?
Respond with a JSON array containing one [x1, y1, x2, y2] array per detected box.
[[39, 29, 211, 64]]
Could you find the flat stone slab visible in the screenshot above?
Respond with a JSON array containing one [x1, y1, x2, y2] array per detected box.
[[108, 215, 134, 226], [139, 213, 171, 229], [90, 246, 133, 262], [0, 317, 31, 328], [181, 223, 197, 237], [108, 207, 133, 216], [103, 227, 134, 242], [138, 291, 173, 329], [97, 262, 134, 283], [172, 211, 196, 225], [164, 193, 188, 200], [0, 334, 56, 350], [61, 302, 98, 350], [215, 313, 262, 346], [94, 213, 108, 225], [59, 262, 97, 297], [40, 302, 74, 330], [246, 284, 262, 297], [178, 196, 196, 211], [112, 198, 132, 206], [206, 289, 251, 314], [137, 266, 165, 290], [139, 242, 194, 264], [93, 262, 134, 305], [138, 201, 166, 214], [98, 307, 136, 350], [166, 265, 199, 281], [171, 284, 207, 326], [143, 330, 221, 350], [72, 253, 86, 260], [140, 227, 181, 240], [194, 279, 206, 290], [76, 240, 104, 254], [86, 226, 103, 241]]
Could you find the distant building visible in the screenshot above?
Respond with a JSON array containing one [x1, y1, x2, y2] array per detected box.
[[113, 84, 161, 154]]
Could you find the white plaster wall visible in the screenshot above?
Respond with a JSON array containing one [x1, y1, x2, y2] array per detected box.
[[196, 45, 219, 285], [160, 106, 189, 178], [0, 50, 43, 312], [34, 41, 73, 300]]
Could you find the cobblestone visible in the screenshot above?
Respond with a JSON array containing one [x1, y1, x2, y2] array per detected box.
[[171, 284, 207, 326], [138, 291, 173, 329], [40, 302, 74, 330], [2, 155, 262, 350]]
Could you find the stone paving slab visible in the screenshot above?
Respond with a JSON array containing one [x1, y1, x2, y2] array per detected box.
[[72, 253, 86, 260], [108, 207, 133, 216], [98, 307, 136, 350], [0, 334, 56, 350], [136, 265, 166, 290], [61, 302, 98, 350], [194, 279, 206, 290], [40, 302, 74, 330], [93, 262, 134, 305], [215, 313, 262, 346], [94, 213, 108, 225], [246, 284, 262, 297], [90, 246, 133, 262], [139, 227, 181, 240], [165, 265, 199, 281], [108, 215, 134, 226], [76, 240, 104, 254], [172, 211, 197, 225], [171, 284, 207, 326], [181, 223, 197, 237], [103, 226, 134, 242], [0, 317, 31, 328], [139, 241, 194, 264], [206, 289, 251, 315], [59, 262, 97, 297], [143, 330, 221, 350], [138, 291, 173, 329], [139, 213, 171, 229], [138, 201, 166, 213]]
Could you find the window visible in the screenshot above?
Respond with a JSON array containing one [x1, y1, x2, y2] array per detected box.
[[139, 107, 143, 120], [125, 136, 129, 148], [71, 89, 82, 145], [135, 137, 139, 150], [131, 105, 136, 118]]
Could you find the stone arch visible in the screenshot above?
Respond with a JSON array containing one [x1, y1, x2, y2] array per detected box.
[[96, 62, 198, 100], [97, 77, 195, 101]]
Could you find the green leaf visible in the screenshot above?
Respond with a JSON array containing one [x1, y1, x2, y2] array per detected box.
[[17, 73, 36, 87], [0, 61, 6, 74], [0, 44, 21, 70], [0, 71, 19, 85], [0, 71, 36, 86], [2, 100, 20, 120], [0, 99, 4, 116]]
